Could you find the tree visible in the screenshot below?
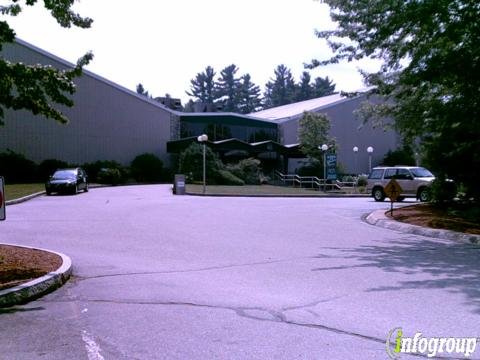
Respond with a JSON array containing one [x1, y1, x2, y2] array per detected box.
[[263, 64, 296, 108], [298, 111, 334, 160], [0, 1, 93, 125], [186, 66, 218, 105], [295, 71, 313, 102], [312, 76, 335, 98], [216, 64, 241, 112], [314, 0, 480, 199], [237, 74, 262, 114], [136, 83, 150, 97]]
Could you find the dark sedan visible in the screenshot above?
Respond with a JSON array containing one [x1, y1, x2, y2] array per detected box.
[[45, 168, 89, 195]]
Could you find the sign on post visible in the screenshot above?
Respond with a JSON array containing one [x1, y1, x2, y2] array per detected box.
[[384, 179, 403, 215], [174, 174, 186, 195], [326, 154, 337, 180], [0, 176, 5, 221]]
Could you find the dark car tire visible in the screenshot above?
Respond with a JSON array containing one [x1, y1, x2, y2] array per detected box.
[[373, 187, 386, 202], [84, 183, 89, 192], [418, 187, 430, 202], [396, 197, 405, 202], [72, 185, 78, 195], [46, 190, 52, 196]]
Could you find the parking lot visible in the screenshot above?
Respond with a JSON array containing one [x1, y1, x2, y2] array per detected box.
[[0, 185, 479, 359]]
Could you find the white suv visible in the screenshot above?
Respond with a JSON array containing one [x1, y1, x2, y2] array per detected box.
[[367, 166, 435, 202]]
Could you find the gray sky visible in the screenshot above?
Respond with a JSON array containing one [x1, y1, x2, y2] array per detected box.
[[3, 0, 380, 103]]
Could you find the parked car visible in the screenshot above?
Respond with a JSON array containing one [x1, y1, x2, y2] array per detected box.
[[367, 166, 435, 202], [45, 168, 89, 195]]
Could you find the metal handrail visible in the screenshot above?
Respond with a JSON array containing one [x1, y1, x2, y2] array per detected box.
[[274, 171, 344, 191]]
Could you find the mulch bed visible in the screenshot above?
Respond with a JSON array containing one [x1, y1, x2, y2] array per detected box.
[[387, 203, 480, 235], [0, 245, 62, 291]]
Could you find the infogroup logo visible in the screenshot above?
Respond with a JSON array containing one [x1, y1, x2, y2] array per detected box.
[[386, 327, 478, 359]]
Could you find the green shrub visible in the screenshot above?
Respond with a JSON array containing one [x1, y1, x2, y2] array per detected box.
[[83, 160, 128, 183], [227, 158, 263, 185], [97, 168, 123, 185], [0, 150, 38, 183], [131, 153, 163, 182], [178, 143, 223, 183], [357, 175, 368, 187], [382, 145, 415, 166], [430, 178, 457, 204], [38, 159, 69, 181], [216, 170, 245, 185]]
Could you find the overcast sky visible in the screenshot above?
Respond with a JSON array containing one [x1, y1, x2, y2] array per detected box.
[[3, 0, 380, 103]]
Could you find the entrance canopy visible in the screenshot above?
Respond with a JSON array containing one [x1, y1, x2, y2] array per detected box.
[[166, 137, 305, 158]]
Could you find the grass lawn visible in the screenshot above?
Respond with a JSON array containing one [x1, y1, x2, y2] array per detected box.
[[4, 183, 45, 201], [186, 184, 367, 196]]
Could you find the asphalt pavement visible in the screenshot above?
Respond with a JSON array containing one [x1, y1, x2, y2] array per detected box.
[[0, 185, 479, 359]]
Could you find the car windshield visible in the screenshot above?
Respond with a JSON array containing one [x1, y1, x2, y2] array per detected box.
[[52, 170, 76, 180], [410, 167, 434, 177]]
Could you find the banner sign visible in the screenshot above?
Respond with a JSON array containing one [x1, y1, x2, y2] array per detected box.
[[326, 154, 337, 180]]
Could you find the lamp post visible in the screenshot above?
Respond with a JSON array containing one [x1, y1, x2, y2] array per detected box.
[[367, 146, 374, 173], [353, 146, 359, 174], [197, 134, 208, 195], [319, 144, 328, 191]]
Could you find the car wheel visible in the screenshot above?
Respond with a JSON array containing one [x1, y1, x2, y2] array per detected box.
[[46, 190, 51, 196], [84, 183, 89, 192], [373, 187, 385, 202], [72, 185, 78, 195], [396, 196, 405, 202], [418, 188, 430, 202]]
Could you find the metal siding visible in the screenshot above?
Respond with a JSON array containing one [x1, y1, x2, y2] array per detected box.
[[0, 42, 172, 166]]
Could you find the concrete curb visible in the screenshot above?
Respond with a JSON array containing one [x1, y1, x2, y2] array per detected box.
[[5, 191, 45, 206], [185, 192, 369, 198], [365, 209, 480, 245], [0, 244, 72, 308]]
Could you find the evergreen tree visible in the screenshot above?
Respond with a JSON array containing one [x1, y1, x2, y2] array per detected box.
[[216, 64, 241, 112], [312, 76, 336, 98], [186, 66, 218, 105], [295, 71, 313, 101], [238, 74, 262, 114], [263, 65, 296, 108], [136, 83, 150, 97]]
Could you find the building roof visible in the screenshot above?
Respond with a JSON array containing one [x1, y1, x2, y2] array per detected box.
[[251, 93, 364, 123], [12, 38, 177, 115]]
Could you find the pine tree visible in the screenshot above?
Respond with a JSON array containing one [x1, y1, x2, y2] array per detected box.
[[216, 64, 241, 112], [186, 66, 218, 105], [295, 71, 313, 101], [312, 76, 336, 97], [136, 83, 150, 97], [263, 65, 297, 108], [238, 74, 262, 114]]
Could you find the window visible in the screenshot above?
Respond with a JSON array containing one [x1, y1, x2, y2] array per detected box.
[[384, 168, 397, 179], [369, 169, 384, 179], [396, 168, 412, 180]]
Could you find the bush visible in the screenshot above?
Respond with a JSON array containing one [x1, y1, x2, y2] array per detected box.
[[178, 143, 223, 183], [216, 170, 245, 185], [97, 168, 123, 185], [382, 145, 415, 166], [0, 150, 38, 183], [38, 159, 69, 181], [83, 160, 128, 183], [130, 153, 163, 182], [357, 175, 368, 187], [227, 158, 263, 185], [430, 178, 457, 204]]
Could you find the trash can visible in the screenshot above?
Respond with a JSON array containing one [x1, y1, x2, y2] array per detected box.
[[173, 174, 186, 195]]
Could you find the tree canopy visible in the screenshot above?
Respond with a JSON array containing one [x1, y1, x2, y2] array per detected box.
[[315, 0, 480, 198], [0, 0, 93, 125]]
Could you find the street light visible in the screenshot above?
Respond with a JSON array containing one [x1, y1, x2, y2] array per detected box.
[[197, 134, 208, 194], [367, 146, 374, 173], [319, 144, 328, 191], [353, 146, 359, 174]]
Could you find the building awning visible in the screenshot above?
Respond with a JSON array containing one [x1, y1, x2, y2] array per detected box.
[[167, 137, 305, 158]]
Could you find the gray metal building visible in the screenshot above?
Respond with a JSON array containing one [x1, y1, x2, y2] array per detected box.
[[253, 94, 400, 174], [1, 39, 400, 175], [1, 39, 176, 166]]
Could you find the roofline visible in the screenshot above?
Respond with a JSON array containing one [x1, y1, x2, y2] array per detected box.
[[176, 111, 279, 126], [12, 38, 177, 115], [253, 93, 367, 123]]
